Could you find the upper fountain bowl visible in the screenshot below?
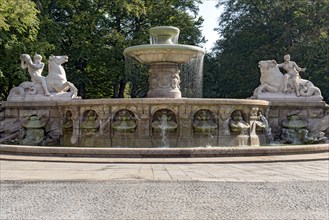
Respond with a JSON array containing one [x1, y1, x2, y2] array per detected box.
[[123, 44, 205, 64], [149, 26, 180, 44], [123, 26, 205, 64]]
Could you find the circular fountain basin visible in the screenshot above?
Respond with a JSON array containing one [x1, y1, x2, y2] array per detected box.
[[123, 44, 205, 64]]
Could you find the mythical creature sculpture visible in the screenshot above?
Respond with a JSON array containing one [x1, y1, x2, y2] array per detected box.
[[252, 59, 322, 100], [46, 55, 78, 95], [7, 54, 78, 101]]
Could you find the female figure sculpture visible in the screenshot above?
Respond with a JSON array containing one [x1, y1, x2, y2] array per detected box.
[[278, 54, 306, 97]]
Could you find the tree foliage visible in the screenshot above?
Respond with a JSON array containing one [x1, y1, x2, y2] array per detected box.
[[0, 0, 204, 100], [34, 0, 204, 98], [0, 0, 42, 100], [205, 0, 329, 102]]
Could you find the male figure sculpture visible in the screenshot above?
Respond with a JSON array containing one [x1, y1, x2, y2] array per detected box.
[[20, 54, 51, 96]]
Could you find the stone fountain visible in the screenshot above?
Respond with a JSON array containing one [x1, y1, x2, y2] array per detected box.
[[124, 26, 205, 98], [0, 26, 328, 149]]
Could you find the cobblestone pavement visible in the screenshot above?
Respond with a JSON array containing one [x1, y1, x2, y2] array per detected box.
[[1, 180, 328, 219], [0, 160, 328, 219]]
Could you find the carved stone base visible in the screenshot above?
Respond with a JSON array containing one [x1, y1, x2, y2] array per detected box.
[[147, 63, 181, 98], [254, 92, 323, 102], [7, 81, 79, 101]]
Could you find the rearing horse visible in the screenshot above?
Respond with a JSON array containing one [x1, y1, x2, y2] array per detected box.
[[46, 55, 78, 96]]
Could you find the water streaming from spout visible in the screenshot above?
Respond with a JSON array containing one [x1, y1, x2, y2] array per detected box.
[[223, 118, 231, 135], [159, 115, 169, 148], [200, 125, 215, 147]]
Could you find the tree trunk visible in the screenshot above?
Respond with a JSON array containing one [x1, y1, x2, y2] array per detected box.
[[112, 83, 119, 98], [118, 81, 126, 98]]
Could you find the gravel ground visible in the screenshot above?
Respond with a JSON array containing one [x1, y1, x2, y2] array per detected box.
[[1, 180, 328, 220]]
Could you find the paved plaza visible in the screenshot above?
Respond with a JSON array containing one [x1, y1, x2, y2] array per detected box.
[[0, 155, 328, 219]]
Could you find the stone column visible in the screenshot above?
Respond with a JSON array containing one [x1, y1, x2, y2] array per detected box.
[[147, 63, 181, 98], [249, 107, 260, 146]]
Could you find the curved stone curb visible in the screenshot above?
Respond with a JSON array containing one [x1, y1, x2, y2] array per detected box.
[[1, 152, 328, 164], [0, 144, 328, 158]]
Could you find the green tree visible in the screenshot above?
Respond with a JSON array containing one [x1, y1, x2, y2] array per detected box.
[[0, 0, 41, 100], [35, 0, 204, 99], [206, 0, 329, 102]]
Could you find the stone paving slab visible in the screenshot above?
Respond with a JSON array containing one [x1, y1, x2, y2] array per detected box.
[[1, 159, 328, 182]]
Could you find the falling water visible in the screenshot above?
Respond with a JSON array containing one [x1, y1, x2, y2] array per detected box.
[[150, 35, 157, 44], [201, 125, 215, 147], [124, 57, 148, 97], [71, 116, 82, 145], [223, 118, 231, 135], [159, 117, 169, 148], [180, 56, 204, 98], [150, 34, 179, 44]]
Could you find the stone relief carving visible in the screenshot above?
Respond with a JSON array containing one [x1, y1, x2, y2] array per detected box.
[[152, 109, 178, 133], [193, 109, 217, 133], [80, 110, 100, 134], [229, 110, 250, 134], [112, 110, 137, 133]]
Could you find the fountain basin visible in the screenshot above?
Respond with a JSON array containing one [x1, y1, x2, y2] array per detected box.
[[2, 98, 270, 148], [123, 44, 205, 64]]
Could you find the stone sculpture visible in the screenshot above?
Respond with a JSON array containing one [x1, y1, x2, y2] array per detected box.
[[123, 26, 205, 98], [252, 111, 273, 142], [193, 110, 217, 133], [63, 111, 73, 129], [252, 55, 323, 101], [7, 54, 78, 101], [20, 54, 51, 96], [152, 110, 178, 133], [46, 55, 78, 96], [280, 112, 327, 144], [229, 110, 250, 134], [112, 110, 136, 133], [277, 54, 306, 97], [19, 115, 46, 145], [80, 110, 100, 133]]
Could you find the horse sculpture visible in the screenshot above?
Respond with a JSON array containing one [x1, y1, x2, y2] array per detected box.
[[46, 55, 78, 96], [252, 60, 322, 99], [7, 55, 78, 101]]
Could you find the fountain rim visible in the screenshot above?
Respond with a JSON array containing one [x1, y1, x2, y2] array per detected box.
[[1, 143, 328, 160], [123, 44, 206, 64], [3, 98, 271, 107], [123, 44, 205, 56]]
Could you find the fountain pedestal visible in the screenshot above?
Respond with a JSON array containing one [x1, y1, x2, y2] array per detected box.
[[147, 63, 181, 98]]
